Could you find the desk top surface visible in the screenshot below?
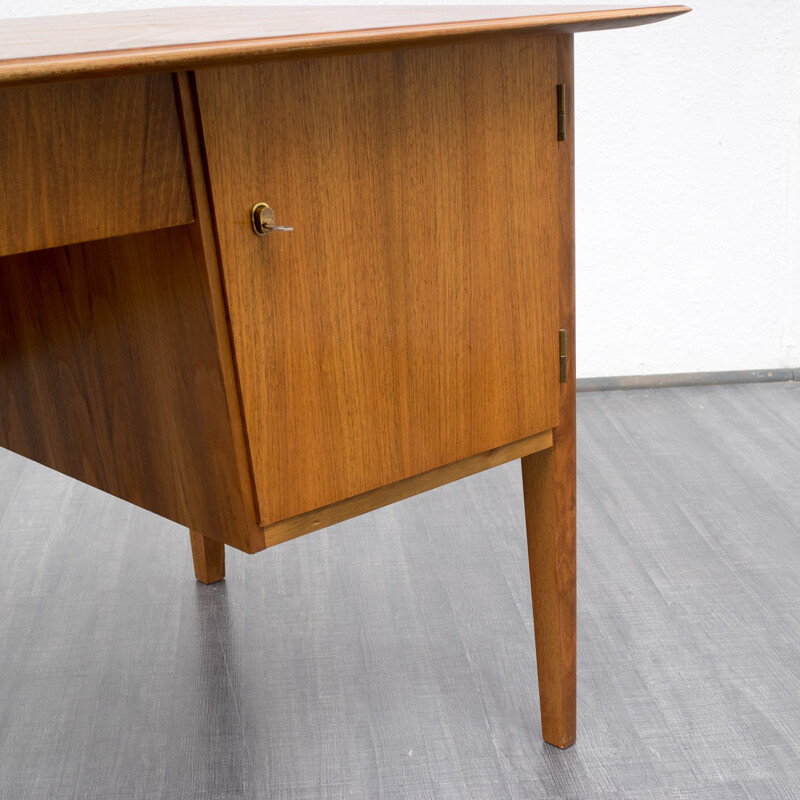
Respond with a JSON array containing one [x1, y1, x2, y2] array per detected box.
[[0, 4, 689, 86]]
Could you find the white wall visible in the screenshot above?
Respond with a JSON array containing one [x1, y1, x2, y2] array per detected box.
[[4, 0, 799, 378], [575, 1, 800, 377]]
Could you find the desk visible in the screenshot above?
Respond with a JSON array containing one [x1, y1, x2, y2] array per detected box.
[[0, 4, 688, 749]]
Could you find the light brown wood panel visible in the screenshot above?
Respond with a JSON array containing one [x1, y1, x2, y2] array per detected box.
[[196, 35, 561, 525], [0, 6, 690, 86], [173, 71, 264, 553], [522, 34, 577, 750], [0, 74, 193, 256], [0, 224, 263, 553], [264, 429, 553, 548]]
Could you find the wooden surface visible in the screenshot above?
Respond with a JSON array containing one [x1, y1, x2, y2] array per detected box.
[[0, 5, 690, 86], [1, 381, 799, 799], [520, 34, 578, 749], [263, 430, 553, 548], [173, 71, 264, 553], [0, 74, 193, 256], [196, 34, 560, 525], [522, 444, 577, 748], [0, 224, 261, 553], [190, 530, 226, 583]]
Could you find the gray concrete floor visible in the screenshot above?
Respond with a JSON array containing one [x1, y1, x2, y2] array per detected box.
[[1, 382, 799, 799]]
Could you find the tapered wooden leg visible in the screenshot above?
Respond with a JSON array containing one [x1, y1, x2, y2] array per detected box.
[[189, 530, 225, 584], [520, 34, 577, 749], [521, 435, 576, 749]]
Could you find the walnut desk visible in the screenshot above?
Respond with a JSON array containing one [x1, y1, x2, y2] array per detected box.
[[0, 5, 688, 749]]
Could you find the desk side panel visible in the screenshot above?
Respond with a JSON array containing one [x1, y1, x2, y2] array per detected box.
[[0, 224, 262, 552]]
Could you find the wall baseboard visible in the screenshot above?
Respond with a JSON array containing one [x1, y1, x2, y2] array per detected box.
[[576, 368, 800, 393]]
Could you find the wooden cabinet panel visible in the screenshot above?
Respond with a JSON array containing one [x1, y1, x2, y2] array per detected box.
[[0, 74, 193, 257], [196, 35, 561, 525]]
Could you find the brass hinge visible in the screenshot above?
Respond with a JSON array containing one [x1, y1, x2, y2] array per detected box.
[[559, 329, 568, 383], [557, 84, 566, 142]]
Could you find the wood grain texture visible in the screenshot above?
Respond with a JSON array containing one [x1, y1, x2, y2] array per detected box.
[[0, 224, 262, 553], [0, 74, 193, 257], [0, 5, 691, 86], [190, 530, 226, 583], [197, 35, 561, 525], [173, 71, 264, 554], [263, 430, 553, 548], [521, 35, 577, 749]]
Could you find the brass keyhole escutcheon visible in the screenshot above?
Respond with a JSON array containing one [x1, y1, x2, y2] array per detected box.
[[250, 202, 293, 236]]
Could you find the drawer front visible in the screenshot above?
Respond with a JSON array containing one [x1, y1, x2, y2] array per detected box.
[[196, 35, 561, 525], [0, 74, 193, 257]]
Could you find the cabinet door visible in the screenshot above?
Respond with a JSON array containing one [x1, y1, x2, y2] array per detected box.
[[195, 35, 560, 525]]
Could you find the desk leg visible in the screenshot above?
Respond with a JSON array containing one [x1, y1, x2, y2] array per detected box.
[[190, 530, 226, 584], [521, 33, 576, 750], [521, 429, 576, 748]]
